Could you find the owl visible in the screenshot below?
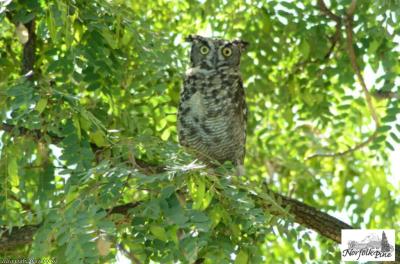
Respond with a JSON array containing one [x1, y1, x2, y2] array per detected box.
[[177, 35, 248, 175]]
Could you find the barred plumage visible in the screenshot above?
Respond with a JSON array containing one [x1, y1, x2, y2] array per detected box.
[[177, 35, 248, 174]]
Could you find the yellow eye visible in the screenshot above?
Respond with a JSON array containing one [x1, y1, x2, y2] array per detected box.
[[222, 47, 232, 57], [200, 45, 209, 55]]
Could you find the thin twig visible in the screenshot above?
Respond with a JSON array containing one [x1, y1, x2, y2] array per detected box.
[[317, 0, 341, 22], [8, 193, 32, 212], [117, 243, 142, 264], [373, 90, 400, 100], [284, 0, 342, 87], [344, 2, 379, 125], [308, 0, 380, 159], [2, 187, 400, 262], [324, 20, 341, 60], [346, 0, 357, 16], [307, 130, 379, 159], [1, 123, 164, 173]]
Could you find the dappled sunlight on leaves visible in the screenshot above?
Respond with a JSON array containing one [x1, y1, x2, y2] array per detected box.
[[1, 0, 400, 263]]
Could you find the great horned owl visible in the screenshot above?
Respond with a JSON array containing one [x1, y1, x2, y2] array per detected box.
[[177, 35, 248, 175]]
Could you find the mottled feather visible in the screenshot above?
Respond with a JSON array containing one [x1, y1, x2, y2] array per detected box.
[[177, 35, 248, 174]]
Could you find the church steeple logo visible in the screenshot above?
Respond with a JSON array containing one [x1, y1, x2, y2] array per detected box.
[[341, 229, 395, 261]]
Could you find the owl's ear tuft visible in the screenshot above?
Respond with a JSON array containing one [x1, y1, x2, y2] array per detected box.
[[185, 35, 201, 42], [185, 35, 194, 42], [233, 40, 249, 51]]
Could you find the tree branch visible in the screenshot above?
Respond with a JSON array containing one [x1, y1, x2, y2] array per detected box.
[[117, 243, 143, 264], [309, 0, 380, 159], [272, 192, 351, 243], [306, 130, 379, 159], [346, 0, 357, 17], [1, 7, 396, 257], [0, 224, 40, 251], [22, 19, 36, 78], [5, 11, 36, 79], [1, 189, 399, 262], [344, 2, 379, 126], [1, 123, 399, 260], [0, 123, 59, 142], [8, 193, 32, 212], [281, 1, 343, 95], [0, 123, 165, 174], [316, 0, 341, 23], [373, 90, 400, 100], [324, 18, 341, 60]]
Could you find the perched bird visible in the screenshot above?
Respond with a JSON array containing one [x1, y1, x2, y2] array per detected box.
[[177, 35, 248, 175]]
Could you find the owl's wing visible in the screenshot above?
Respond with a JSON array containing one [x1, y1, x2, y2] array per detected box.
[[232, 77, 247, 168], [236, 78, 247, 125]]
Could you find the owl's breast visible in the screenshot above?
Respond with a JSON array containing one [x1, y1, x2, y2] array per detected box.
[[186, 91, 206, 116], [177, 69, 246, 165]]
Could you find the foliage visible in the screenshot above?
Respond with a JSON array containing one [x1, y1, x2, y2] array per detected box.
[[1, 0, 399, 263]]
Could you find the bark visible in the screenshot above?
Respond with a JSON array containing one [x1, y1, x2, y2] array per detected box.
[[274, 193, 351, 243], [0, 225, 39, 251], [22, 19, 36, 78]]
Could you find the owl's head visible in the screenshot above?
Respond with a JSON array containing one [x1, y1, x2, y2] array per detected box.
[[186, 35, 248, 70]]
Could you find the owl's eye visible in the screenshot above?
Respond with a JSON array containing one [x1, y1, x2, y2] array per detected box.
[[222, 47, 232, 57], [200, 45, 209, 55]]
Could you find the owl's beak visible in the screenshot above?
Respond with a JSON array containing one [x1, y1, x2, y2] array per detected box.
[[212, 55, 218, 68]]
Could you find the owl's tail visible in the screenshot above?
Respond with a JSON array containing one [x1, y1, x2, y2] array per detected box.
[[236, 164, 245, 176]]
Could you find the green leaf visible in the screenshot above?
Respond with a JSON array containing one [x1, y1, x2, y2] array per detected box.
[[150, 225, 168, 242], [396, 124, 400, 133], [7, 157, 19, 186], [35, 98, 48, 113], [390, 132, 400, 143], [90, 130, 107, 147], [209, 205, 224, 228], [14, 10, 35, 23], [309, 248, 316, 259], [163, 196, 188, 226], [299, 40, 310, 59], [377, 125, 391, 133], [375, 135, 386, 143], [386, 141, 395, 151], [382, 114, 397, 123], [235, 250, 249, 264]]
